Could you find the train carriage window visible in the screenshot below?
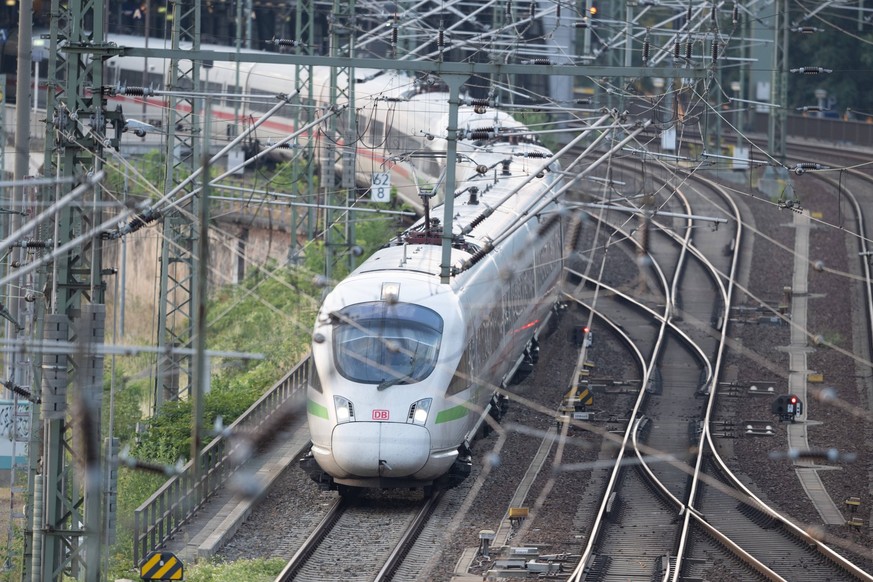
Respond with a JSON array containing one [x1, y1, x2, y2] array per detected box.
[[205, 81, 223, 97], [175, 76, 194, 92], [226, 85, 240, 107], [309, 359, 322, 393], [248, 88, 296, 116], [332, 302, 443, 386], [447, 350, 471, 396], [249, 88, 276, 114]]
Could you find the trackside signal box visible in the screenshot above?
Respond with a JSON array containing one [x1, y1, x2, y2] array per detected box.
[[771, 394, 803, 422]]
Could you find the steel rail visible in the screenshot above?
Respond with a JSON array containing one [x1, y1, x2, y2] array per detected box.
[[274, 497, 348, 582], [374, 490, 446, 581]]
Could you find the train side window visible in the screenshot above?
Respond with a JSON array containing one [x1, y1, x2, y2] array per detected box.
[[447, 351, 471, 396], [226, 85, 240, 107], [309, 359, 322, 393], [249, 88, 274, 114]]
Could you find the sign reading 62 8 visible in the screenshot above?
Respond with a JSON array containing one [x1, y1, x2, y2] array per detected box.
[[370, 172, 391, 203]]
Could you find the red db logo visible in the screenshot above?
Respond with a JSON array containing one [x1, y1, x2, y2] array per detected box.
[[372, 409, 389, 420]]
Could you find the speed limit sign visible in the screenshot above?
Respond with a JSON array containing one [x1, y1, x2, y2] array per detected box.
[[371, 172, 391, 202]]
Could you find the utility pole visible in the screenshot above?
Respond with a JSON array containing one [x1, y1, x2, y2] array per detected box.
[[287, 0, 318, 266], [769, 0, 789, 165], [155, 0, 203, 409], [760, 0, 793, 199], [9, 0, 33, 576], [30, 0, 123, 579], [322, 0, 357, 283]]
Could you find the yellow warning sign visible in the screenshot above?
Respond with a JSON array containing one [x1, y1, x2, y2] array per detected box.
[[139, 551, 184, 580]]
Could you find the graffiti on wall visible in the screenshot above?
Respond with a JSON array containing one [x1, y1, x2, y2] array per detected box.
[[0, 400, 30, 440]]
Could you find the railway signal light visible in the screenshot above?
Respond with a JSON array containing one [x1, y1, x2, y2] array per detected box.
[[772, 394, 803, 422]]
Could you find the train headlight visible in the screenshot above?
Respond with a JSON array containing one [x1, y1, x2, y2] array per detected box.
[[409, 398, 432, 426], [334, 396, 355, 423]]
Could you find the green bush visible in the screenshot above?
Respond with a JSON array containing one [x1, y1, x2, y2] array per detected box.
[[184, 558, 286, 582]]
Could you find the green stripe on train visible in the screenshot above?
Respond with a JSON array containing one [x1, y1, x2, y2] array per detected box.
[[307, 399, 329, 420], [435, 404, 469, 424]]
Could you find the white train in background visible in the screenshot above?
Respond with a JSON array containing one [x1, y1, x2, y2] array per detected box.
[[300, 96, 568, 493], [101, 35, 533, 212]]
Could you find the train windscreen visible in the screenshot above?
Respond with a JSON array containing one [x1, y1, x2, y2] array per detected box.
[[333, 302, 443, 386]]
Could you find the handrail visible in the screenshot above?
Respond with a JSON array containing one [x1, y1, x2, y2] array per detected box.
[[133, 354, 311, 565]]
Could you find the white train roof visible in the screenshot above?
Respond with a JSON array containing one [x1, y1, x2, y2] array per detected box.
[[355, 139, 561, 281]]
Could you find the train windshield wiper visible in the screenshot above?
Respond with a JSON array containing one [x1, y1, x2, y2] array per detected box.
[[377, 375, 410, 391]]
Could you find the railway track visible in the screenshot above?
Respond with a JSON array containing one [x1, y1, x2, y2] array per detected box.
[[553, 161, 870, 580], [209, 137, 873, 581], [275, 490, 443, 581]]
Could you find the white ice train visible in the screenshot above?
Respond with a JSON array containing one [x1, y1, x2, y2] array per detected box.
[[101, 35, 567, 491], [102, 35, 530, 212], [300, 102, 568, 492]]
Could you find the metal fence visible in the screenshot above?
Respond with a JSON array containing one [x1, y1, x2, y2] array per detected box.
[[133, 354, 311, 566]]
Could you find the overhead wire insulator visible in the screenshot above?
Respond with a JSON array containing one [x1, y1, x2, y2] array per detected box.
[[121, 86, 152, 97], [732, 2, 739, 24], [793, 162, 825, 174], [468, 130, 494, 140], [13, 239, 52, 249], [790, 67, 832, 75], [674, 41, 680, 60], [529, 1, 535, 19], [685, 39, 693, 61], [468, 213, 488, 230], [4, 381, 39, 403], [712, 39, 719, 63], [525, 59, 551, 65], [106, 207, 163, 239], [642, 31, 651, 63], [463, 241, 494, 270], [270, 38, 305, 48]]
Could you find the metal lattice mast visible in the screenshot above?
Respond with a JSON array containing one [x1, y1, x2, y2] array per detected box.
[[768, 0, 789, 164], [34, 0, 119, 579], [322, 0, 356, 283], [288, 0, 317, 265], [155, 0, 203, 409]]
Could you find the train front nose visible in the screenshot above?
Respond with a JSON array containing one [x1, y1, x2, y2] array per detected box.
[[332, 423, 430, 478]]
